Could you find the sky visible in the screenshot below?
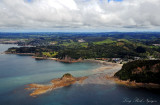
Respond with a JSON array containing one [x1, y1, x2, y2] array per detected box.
[[0, 0, 160, 32]]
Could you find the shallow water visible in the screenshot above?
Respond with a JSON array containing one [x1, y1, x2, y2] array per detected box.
[[0, 44, 160, 105]]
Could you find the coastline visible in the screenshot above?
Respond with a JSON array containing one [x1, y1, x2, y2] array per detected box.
[[87, 60, 160, 89], [24, 58, 123, 97], [5, 52, 160, 89], [24, 58, 160, 97], [105, 76, 160, 89], [5, 52, 35, 56], [32, 56, 82, 63], [89, 60, 123, 77], [32, 56, 57, 60]]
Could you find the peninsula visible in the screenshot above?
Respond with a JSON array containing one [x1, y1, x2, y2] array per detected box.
[[114, 60, 160, 88]]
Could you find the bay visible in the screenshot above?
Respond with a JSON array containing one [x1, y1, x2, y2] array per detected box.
[[0, 44, 159, 105]]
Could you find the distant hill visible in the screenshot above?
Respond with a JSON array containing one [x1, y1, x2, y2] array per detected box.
[[1, 32, 160, 40], [115, 60, 160, 84]]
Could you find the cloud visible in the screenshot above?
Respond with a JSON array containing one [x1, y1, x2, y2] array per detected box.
[[0, 0, 160, 31]]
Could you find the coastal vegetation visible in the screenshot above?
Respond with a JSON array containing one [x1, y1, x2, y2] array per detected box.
[[114, 60, 160, 84], [2, 32, 160, 95], [5, 37, 160, 60], [3, 32, 160, 85], [2, 32, 160, 61]]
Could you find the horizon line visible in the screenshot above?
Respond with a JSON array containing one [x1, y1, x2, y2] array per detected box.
[[0, 31, 160, 33]]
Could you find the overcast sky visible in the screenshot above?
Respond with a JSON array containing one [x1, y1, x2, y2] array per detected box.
[[0, 0, 160, 32]]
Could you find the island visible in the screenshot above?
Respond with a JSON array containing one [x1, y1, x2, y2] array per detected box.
[[25, 73, 87, 97]]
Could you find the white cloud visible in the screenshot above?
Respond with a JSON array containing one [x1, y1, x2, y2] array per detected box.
[[0, 0, 160, 31]]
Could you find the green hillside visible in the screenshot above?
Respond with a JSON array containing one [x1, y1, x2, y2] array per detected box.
[[115, 60, 160, 84]]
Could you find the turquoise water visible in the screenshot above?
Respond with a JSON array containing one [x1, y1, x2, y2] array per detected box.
[[0, 44, 160, 105]]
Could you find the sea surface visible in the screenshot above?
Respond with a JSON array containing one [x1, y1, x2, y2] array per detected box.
[[0, 44, 159, 105]]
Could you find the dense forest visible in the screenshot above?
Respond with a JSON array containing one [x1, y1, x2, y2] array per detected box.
[[115, 60, 160, 84]]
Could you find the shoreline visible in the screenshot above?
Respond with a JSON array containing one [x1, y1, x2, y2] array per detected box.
[[5, 52, 160, 89], [106, 76, 160, 89], [24, 57, 160, 97], [5, 52, 35, 56], [32, 56, 57, 60], [85, 60, 160, 89], [32, 56, 82, 63]]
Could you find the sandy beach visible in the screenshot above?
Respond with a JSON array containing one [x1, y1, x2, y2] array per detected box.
[[82, 60, 160, 89]]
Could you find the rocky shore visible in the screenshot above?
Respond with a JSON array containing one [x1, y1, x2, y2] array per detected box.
[[32, 56, 57, 60], [25, 73, 87, 97], [105, 76, 160, 89], [83, 60, 160, 89], [33, 56, 82, 63], [55, 58, 82, 63], [25, 60, 122, 97], [24, 60, 160, 97], [115, 78, 160, 89]]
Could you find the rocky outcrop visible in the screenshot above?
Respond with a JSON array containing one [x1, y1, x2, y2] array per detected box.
[[25, 73, 87, 97], [56, 56, 82, 63], [112, 77, 160, 89]]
